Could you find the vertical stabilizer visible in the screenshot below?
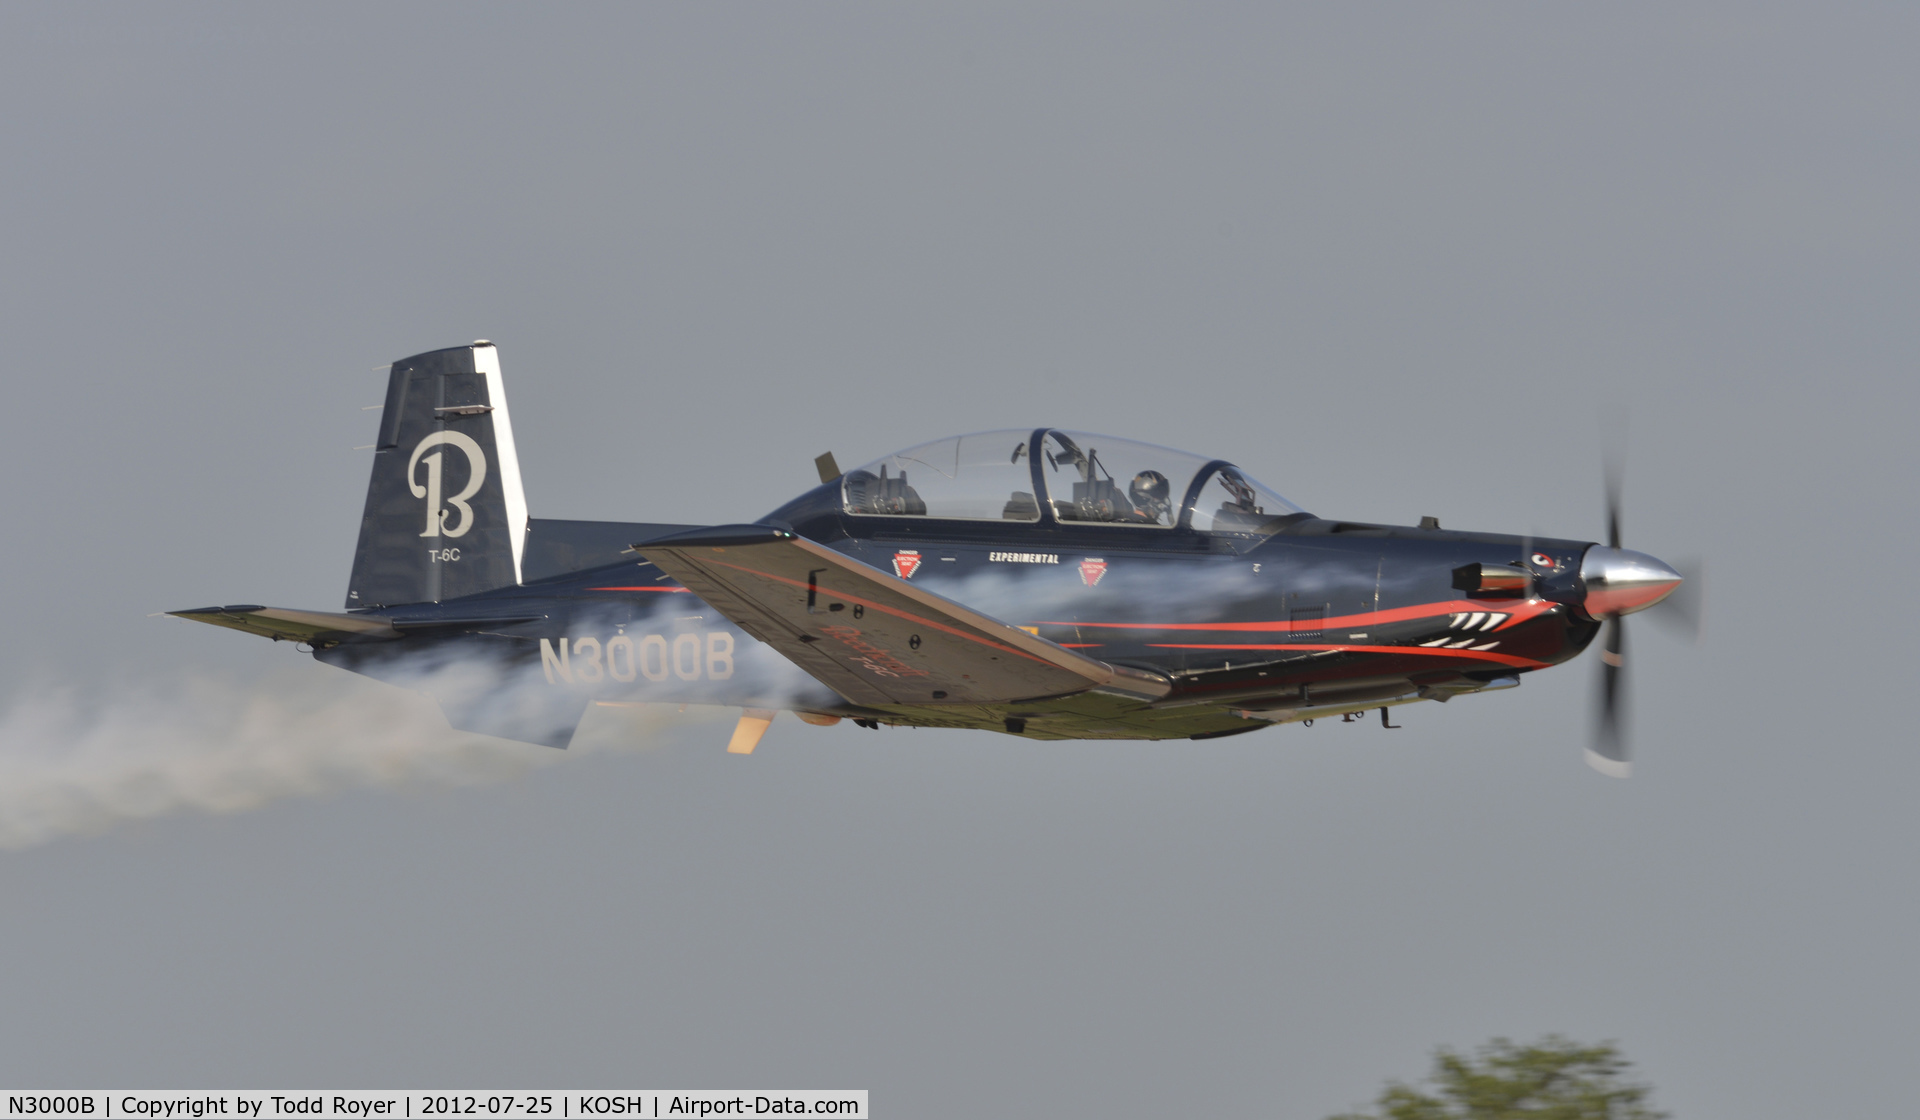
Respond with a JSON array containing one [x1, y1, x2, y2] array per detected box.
[[347, 342, 530, 608]]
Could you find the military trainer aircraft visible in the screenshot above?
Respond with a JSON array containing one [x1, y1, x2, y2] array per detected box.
[[174, 342, 1689, 775]]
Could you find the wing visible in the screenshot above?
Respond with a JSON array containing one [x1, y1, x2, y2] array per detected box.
[[636, 526, 1168, 707]]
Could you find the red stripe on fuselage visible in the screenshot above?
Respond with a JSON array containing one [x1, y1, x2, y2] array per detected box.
[[1146, 643, 1548, 669], [1040, 597, 1558, 634]]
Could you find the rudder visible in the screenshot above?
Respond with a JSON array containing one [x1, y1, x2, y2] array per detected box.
[[348, 341, 529, 608]]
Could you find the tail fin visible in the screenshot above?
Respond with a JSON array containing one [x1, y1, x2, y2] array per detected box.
[[347, 342, 529, 608]]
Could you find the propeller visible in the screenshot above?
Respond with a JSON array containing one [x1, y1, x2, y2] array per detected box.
[[1590, 612, 1630, 777], [1581, 463, 1694, 778], [1587, 465, 1632, 777]]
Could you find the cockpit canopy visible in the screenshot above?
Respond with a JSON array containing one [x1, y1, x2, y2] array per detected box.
[[840, 429, 1304, 533]]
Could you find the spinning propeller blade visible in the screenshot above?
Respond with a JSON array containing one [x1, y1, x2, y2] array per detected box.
[[1604, 457, 1623, 551], [1587, 614, 1630, 777], [1581, 462, 1685, 778], [1589, 468, 1630, 776]]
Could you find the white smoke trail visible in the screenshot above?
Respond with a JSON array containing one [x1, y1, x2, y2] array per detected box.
[[0, 666, 697, 851], [0, 546, 1321, 851]]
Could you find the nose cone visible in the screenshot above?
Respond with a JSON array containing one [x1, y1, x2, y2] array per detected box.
[[1581, 546, 1683, 617]]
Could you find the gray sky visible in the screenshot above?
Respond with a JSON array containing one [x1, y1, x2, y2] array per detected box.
[[2, 4, 1916, 1116]]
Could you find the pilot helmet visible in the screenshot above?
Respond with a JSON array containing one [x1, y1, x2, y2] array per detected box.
[[1129, 470, 1172, 518]]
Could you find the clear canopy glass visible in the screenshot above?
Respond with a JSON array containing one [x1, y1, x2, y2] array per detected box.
[[840, 428, 1305, 530], [1185, 463, 1305, 533], [1039, 431, 1211, 528], [841, 430, 1040, 521]]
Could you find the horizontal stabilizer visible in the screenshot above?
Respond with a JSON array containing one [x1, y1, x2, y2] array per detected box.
[[637, 525, 1170, 707], [169, 605, 399, 645]]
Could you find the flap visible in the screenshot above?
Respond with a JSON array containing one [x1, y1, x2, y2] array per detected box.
[[169, 605, 400, 644], [637, 526, 1168, 707]]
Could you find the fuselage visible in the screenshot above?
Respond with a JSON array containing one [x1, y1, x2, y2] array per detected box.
[[319, 473, 1603, 741]]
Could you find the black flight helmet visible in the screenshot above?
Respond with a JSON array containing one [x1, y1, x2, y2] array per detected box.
[[1129, 469, 1172, 523]]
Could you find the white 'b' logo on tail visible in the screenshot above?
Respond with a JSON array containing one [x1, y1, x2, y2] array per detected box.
[[408, 431, 488, 538]]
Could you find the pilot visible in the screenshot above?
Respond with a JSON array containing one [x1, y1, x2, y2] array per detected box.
[[1128, 470, 1172, 525]]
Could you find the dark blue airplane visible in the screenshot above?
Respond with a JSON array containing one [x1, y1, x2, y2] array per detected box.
[[175, 342, 1688, 775]]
